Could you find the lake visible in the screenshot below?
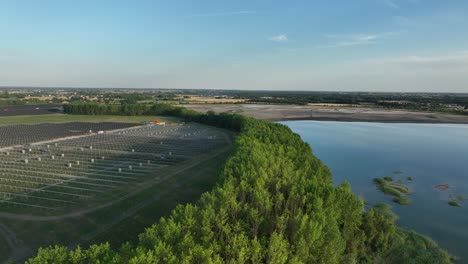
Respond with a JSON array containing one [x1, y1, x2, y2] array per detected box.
[[282, 121, 468, 262]]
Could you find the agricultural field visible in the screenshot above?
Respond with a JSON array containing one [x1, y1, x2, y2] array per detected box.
[[0, 104, 62, 117], [0, 122, 138, 148], [0, 119, 233, 263], [0, 113, 178, 126]]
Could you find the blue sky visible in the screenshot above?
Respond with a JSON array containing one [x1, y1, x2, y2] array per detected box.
[[1, 0, 468, 92]]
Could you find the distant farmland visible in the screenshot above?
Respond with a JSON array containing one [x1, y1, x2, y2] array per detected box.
[[0, 122, 138, 147], [0, 104, 63, 117]]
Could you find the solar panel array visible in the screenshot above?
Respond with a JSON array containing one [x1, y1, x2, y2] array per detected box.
[[0, 122, 139, 148], [0, 122, 228, 214]]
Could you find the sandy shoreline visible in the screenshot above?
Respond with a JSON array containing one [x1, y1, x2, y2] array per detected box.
[[185, 104, 468, 124]]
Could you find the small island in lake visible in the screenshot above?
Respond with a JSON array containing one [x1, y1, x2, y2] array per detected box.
[[374, 177, 412, 205], [449, 194, 461, 207], [435, 184, 465, 207], [448, 194, 465, 207], [435, 184, 450, 190]]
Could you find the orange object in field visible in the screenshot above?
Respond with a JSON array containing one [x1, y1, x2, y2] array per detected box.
[[152, 119, 160, 123]]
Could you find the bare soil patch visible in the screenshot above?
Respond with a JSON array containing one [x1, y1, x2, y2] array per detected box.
[[185, 104, 468, 124]]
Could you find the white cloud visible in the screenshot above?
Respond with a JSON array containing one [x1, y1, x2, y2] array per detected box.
[[364, 51, 468, 70], [269, 34, 288, 43], [319, 32, 400, 48]]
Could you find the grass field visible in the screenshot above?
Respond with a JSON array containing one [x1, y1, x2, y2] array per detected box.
[[0, 145, 232, 263], [85, 145, 231, 247], [0, 114, 177, 126], [0, 116, 234, 263], [0, 233, 9, 261]]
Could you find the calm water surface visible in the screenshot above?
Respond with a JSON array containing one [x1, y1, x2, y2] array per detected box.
[[282, 121, 468, 261]]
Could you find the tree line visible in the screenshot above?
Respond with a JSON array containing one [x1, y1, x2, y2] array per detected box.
[[27, 102, 452, 263], [63, 102, 244, 131]]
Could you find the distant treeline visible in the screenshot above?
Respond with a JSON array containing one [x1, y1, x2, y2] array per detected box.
[[66, 92, 177, 104], [0, 91, 25, 105], [28, 102, 452, 263], [245, 92, 468, 108], [243, 92, 468, 115], [0, 99, 25, 106], [64, 102, 244, 131]]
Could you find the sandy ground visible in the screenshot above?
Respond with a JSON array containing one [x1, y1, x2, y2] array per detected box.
[[185, 104, 468, 124]]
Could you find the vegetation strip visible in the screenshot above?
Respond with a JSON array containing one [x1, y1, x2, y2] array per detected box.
[[23, 103, 452, 263], [373, 177, 412, 205]]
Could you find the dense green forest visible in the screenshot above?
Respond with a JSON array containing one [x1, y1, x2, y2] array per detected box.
[[26, 103, 451, 263]]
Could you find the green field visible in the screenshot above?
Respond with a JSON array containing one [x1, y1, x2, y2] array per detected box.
[[86, 145, 231, 247], [0, 116, 234, 263], [0, 114, 178, 126], [0, 232, 10, 261], [0, 146, 232, 263]]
